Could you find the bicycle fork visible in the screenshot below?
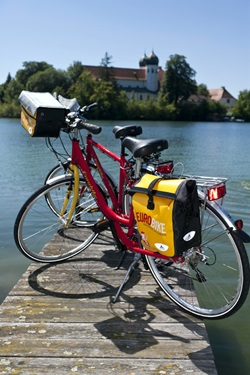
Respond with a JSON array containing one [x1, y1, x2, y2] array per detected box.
[[59, 164, 80, 226]]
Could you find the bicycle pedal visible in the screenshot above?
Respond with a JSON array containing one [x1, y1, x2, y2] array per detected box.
[[93, 219, 110, 233]]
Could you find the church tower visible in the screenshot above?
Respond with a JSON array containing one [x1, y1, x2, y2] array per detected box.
[[139, 51, 159, 92]]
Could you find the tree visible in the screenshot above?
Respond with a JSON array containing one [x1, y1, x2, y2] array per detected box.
[[16, 61, 53, 86], [159, 54, 197, 106], [233, 90, 250, 122], [90, 80, 127, 119], [26, 67, 69, 94], [5, 73, 12, 84], [2, 78, 23, 103], [99, 52, 114, 82], [197, 83, 209, 97], [67, 61, 84, 84], [0, 78, 23, 117], [68, 70, 96, 106], [0, 74, 13, 102]]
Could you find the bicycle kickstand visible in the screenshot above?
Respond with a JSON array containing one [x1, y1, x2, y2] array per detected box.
[[111, 253, 141, 303]]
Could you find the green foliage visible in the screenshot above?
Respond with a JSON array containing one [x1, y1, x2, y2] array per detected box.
[[0, 77, 24, 116], [2, 79, 23, 103], [159, 54, 197, 106], [16, 61, 52, 85], [67, 61, 84, 85], [232, 90, 250, 122], [126, 94, 145, 120], [5, 73, 12, 84], [68, 70, 96, 106], [90, 81, 127, 120], [26, 68, 69, 95], [0, 102, 20, 117], [99, 52, 114, 82], [197, 84, 209, 97]]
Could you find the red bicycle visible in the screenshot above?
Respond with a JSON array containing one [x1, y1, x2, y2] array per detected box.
[[14, 103, 250, 319]]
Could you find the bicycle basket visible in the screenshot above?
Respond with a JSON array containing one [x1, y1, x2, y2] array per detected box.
[[18, 91, 67, 137], [131, 174, 201, 257]]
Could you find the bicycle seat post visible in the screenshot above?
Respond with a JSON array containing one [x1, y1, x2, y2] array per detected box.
[[73, 127, 79, 139], [120, 142, 126, 157], [134, 158, 143, 179]]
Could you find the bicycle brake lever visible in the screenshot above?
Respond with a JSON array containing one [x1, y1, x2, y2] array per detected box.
[[80, 102, 98, 114], [67, 111, 79, 119]]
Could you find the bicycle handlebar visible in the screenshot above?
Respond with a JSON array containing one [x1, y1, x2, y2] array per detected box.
[[65, 102, 102, 134], [77, 120, 102, 134]]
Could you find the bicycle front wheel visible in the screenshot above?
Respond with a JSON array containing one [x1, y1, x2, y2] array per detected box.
[[14, 177, 106, 263], [145, 200, 250, 319]]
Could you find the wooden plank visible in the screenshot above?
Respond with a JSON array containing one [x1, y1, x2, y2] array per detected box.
[[0, 357, 218, 375], [0, 295, 205, 324], [0, 233, 218, 375]]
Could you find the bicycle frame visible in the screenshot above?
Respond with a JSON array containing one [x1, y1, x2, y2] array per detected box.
[[85, 133, 133, 214], [69, 131, 184, 262]]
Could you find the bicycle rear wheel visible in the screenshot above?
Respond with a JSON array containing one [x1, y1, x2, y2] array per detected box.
[[14, 176, 106, 263], [145, 200, 250, 319]]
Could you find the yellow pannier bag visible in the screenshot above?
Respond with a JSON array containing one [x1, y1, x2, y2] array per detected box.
[[131, 174, 201, 257]]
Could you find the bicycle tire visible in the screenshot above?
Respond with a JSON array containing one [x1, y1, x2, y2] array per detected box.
[[14, 176, 107, 263], [145, 199, 250, 319]]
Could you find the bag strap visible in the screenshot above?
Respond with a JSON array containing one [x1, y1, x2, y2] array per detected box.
[[21, 106, 36, 120], [147, 177, 162, 210]]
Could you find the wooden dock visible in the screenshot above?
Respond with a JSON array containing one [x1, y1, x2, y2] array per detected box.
[[0, 231, 217, 374]]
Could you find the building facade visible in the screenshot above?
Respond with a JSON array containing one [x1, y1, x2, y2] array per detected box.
[[208, 87, 237, 108], [83, 51, 164, 101]]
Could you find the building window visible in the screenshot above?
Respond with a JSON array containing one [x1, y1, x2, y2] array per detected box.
[[140, 95, 143, 100], [227, 99, 230, 104]]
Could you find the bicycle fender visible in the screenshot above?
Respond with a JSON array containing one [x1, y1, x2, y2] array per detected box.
[[46, 174, 69, 185], [237, 230, 250, 243], [199, 192, 250, 243]]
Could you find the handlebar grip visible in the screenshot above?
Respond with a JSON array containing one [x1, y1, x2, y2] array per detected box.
[[79, 120, 102, 134]]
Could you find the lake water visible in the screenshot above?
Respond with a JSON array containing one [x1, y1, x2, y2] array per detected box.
[[1, 118, 250, 374]]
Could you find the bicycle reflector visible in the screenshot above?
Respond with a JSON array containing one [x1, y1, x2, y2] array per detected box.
[[235, 219, 243, 230], [157, 161, 174, 174], [207, 183, 226, 201]]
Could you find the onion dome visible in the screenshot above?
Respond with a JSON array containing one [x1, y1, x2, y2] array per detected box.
[[139, 51, 159, 67], [148, 51, 159, 65], [139, 53, 148, 67]]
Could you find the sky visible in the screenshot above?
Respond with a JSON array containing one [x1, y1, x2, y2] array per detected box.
[[0, 0, 249, 99]]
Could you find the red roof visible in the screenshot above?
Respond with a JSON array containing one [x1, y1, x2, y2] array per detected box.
[[83, 65, 146, 81], [209, 87, 236, 101], [83, 65, 165, 83]]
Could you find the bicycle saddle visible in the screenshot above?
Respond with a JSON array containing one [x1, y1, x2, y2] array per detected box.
[[122, 136, 168, 157], [113, 125, 142, 139]]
